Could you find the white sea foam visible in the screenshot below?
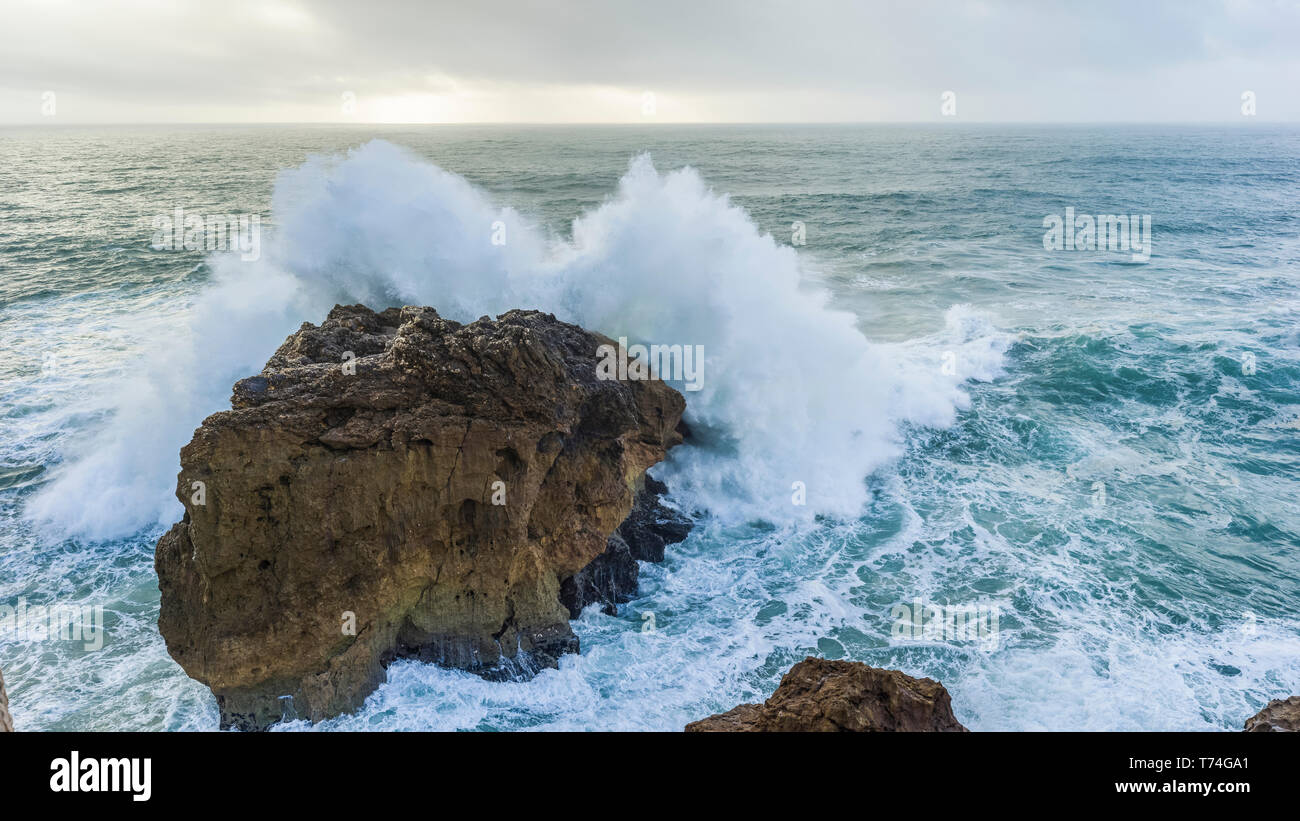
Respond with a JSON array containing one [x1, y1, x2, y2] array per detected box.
[[28, 139, 1007, 539]]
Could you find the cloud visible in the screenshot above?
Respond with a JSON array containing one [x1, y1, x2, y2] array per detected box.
[[1, 0, 1298, 122]]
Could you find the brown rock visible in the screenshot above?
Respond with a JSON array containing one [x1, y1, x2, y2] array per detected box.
[[0, 666, 13, 732], [156, 304, 686, 730], [1244, 696, 1300, 732], [685, 657, 968, 732]]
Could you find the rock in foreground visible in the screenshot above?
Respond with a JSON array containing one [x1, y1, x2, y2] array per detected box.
[[156, 305, 687, 730], [0, 666, 13, 732], [1244, 696, 1300, 732], [686, 657, 968, 732]]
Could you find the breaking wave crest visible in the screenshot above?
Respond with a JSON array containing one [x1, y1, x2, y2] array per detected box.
[[28, 139, 1008, 539]]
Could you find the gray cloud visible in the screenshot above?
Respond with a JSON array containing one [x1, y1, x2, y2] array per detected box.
[[2, 0, 1297, 122]]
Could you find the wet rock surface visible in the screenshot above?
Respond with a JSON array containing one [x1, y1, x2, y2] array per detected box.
[[559, 475, 692, 618]]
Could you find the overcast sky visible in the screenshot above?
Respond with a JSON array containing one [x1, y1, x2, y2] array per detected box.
[[2, 0, 1298, 123]]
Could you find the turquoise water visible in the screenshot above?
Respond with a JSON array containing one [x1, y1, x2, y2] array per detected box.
[[1, 124, 1297, 730]]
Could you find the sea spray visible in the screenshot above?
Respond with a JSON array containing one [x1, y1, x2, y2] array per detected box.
[[28, 139, 1008, 539]]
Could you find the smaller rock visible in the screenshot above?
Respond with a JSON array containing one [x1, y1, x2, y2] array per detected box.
[[1244, 696, 1300, 732], [685, 703, 766, 732], [685, 657, 968, 732]]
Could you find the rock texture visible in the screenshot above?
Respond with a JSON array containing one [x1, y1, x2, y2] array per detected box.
[[560, 474, 691, 618], [1244, 696, 1300, 732], [156, 304, 687, 730], [685, 657, 968, 732], [0, 666, 12, 732]]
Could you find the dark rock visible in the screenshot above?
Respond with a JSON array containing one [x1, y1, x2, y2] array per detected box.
[[560, 533, 637, 618], [559, 475, 693, 618], [618, 474, 693, 563]]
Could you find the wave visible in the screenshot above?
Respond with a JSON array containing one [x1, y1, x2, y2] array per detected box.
[[27, 139, 1009, 540]]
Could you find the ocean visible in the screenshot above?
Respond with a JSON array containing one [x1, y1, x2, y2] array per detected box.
[[1, 123, 1297, 731]]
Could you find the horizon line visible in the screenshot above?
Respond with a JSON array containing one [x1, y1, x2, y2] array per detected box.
[[1, 119, 1296, 127]]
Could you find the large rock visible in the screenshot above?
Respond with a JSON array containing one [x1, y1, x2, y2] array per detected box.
[[685, 657, 968, 732], [156, 305, 687, 730], [1244, 696, 1300, 732]]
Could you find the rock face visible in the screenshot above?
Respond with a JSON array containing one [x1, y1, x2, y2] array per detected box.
[[156, 305, 687, 730], [1244, 696, 1300, 732], [560, 474, 691, 618], [0, 666, 12, 732], [685, 657, 968, 732]]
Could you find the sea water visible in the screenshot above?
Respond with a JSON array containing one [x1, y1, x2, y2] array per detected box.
[[0, 124, 1297, 731]]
